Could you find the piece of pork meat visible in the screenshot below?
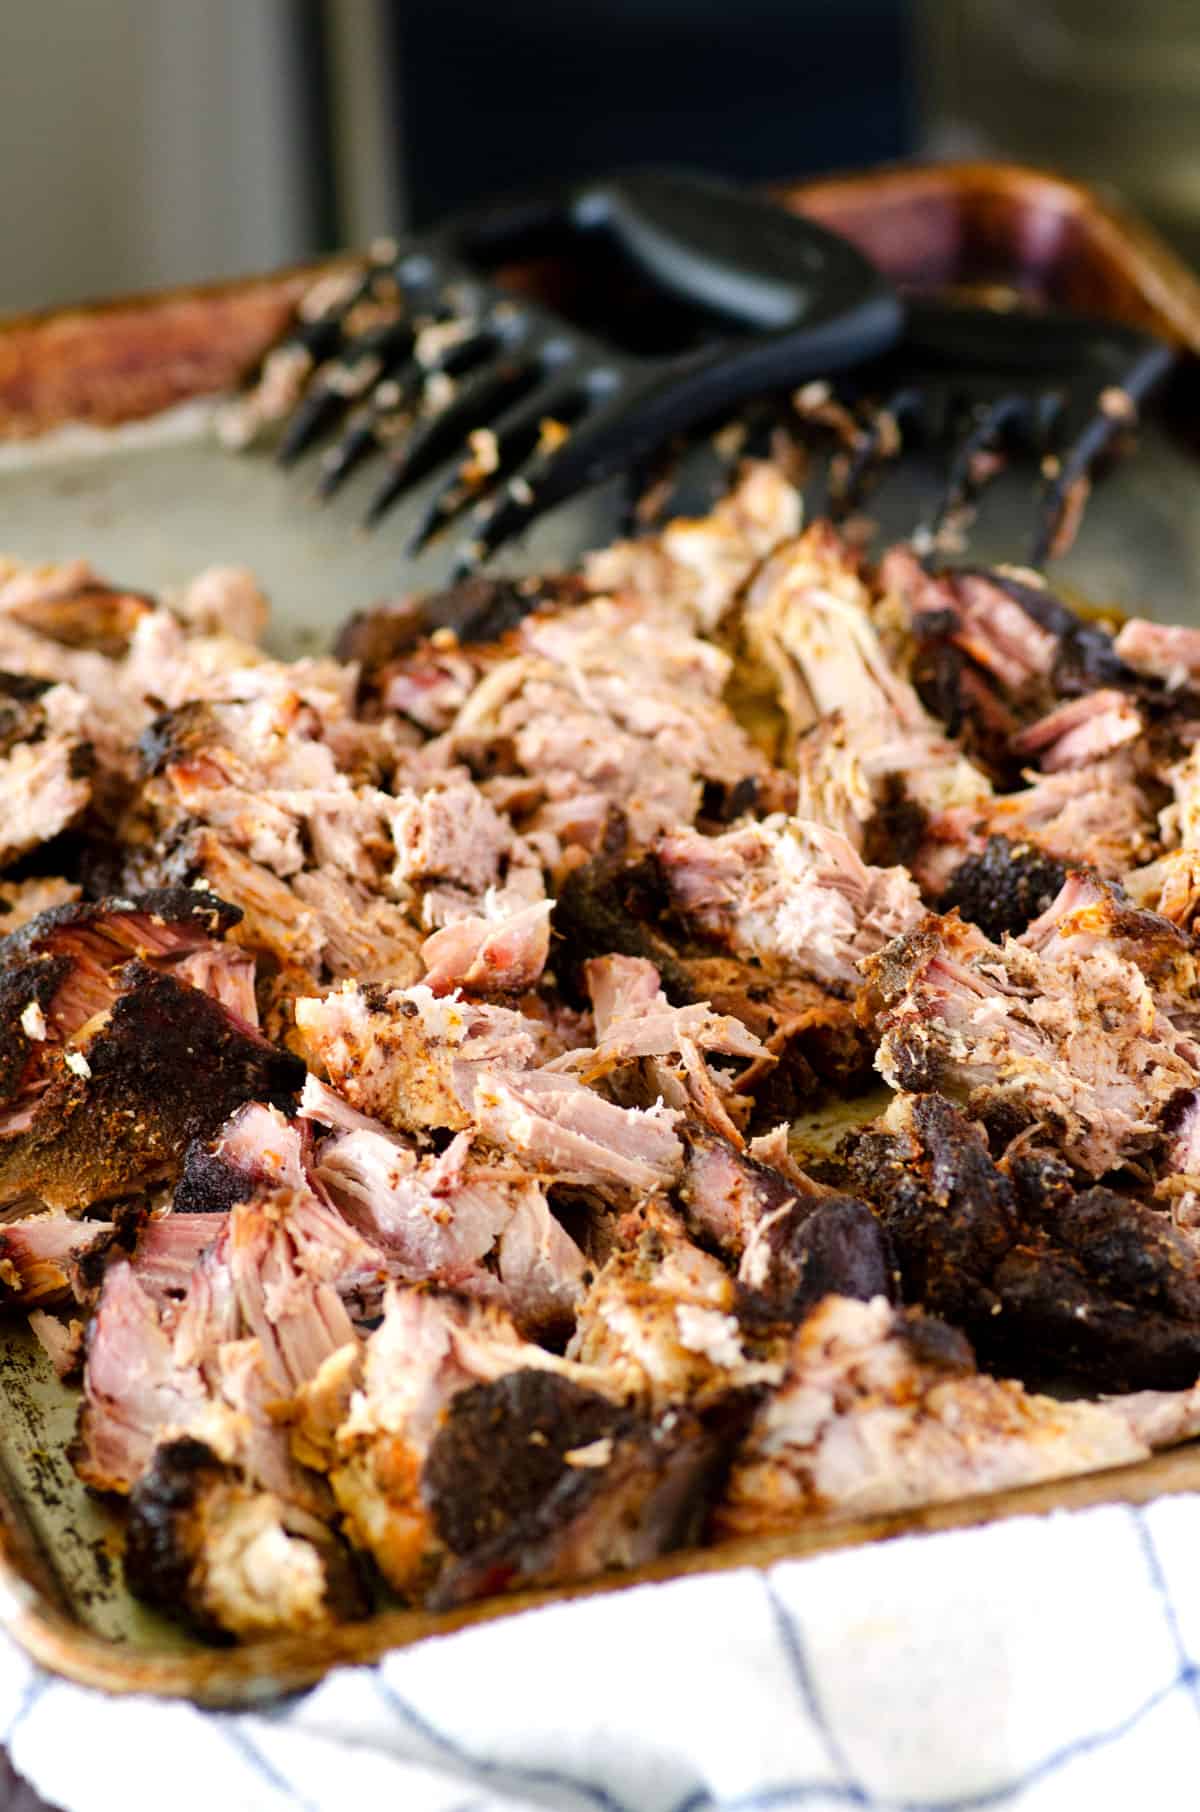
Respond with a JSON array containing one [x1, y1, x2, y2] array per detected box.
[[326, 1285, 616, 1596], [979, 750, 1159, 879], [0, 1214, 121, 1308], [879, 556, 1133, 727], [0, 888, 255, 1129], [864, 910, 1199, 1177], [472, 1070, 684, 1201], [715, 1291, 1200, 1539], [305, 1094, 586, 1335], [1114, 616, 1200, 688], [0, 961, 302, 1211], [294, 980, 549, 1133], [1018, 870, 1200, 1027], [655, 816, 924, 995], [1012, 691, 1143, 772], [548, 953, 763, 1145], [419, 897, 553, 996], [0, 673, 91, 868], [437, 587, 782, 855], [737, 1195, 899, 1324], [172, 1099, 311, 1214], [741, 525, 992, 837], [552, 849, 873, 1117], [676, 1124, 818, 1258], [72, 1260, 216, 1492], [130, 1213, 228, 1310], [840, 1092, 1200, 1391], [0, 876, 81, 934], [879, 551, 1059, 699], [582, 460, 802, 633], [567, 1203, 781, 1407], [424, 1372, 744, 1611], [124, 1437, 362, 1637]]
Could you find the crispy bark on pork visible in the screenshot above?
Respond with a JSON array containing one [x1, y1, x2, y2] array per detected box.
[[424, 1373, 748, 1611], [941, 836, 1070, 941], [880, 554, 1135, 746], [0, 961, 302, 1211], [322, 1280, 750, 1608], [324, 1286, 616, 1597], [716, 1291, 1200, 1539], [838, 1092, 1200, 1391], [864, 909, 1199, 1177], [0, 887, 256, 1124], [124, 1436, 362, 1637], [654, 817, 923, 996]]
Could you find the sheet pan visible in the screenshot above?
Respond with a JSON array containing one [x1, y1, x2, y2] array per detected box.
[[1, 162, 1199, 1704]]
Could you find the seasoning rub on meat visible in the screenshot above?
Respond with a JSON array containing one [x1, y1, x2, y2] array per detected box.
[[2, 457, 1199, 1641]]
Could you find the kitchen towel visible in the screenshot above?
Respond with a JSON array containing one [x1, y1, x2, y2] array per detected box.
[[1, 1493, 1196, 1812]]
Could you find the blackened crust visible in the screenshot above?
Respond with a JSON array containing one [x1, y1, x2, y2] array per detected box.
[[941, 837, 1070, 940], [423, 1370, 628, 1557], [172, 1139, 257, 1215], [0, 887, 242, 968], [123, 1438, 232, 1637], [0, 962, 302, 1210], [746, 1195, 900, 1322], [0, 954, 72, 1105]]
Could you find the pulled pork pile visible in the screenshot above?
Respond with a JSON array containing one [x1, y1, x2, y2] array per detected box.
[[4, 467, 1200, 1640]]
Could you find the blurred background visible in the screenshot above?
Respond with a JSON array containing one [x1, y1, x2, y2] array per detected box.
[[1, 0, 1198, 313]]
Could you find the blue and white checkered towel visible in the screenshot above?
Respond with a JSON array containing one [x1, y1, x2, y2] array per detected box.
[[1, 1497, 1196, 1812]]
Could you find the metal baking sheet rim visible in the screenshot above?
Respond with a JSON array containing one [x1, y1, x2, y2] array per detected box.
[[1, 166, 1200, 1702]]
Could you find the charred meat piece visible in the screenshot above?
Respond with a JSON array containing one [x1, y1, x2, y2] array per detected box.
[[0, 887, 255, 1129], [941, 836, 1069, 941], [427, 1386, 740, 1612], [716, 1292, 1200, 1539], [676, 1124, 812, 1260], [326, 1286, 615, 1596], [125, 1437, 361, 1637], [842, 1093, 1200, 1391], [864, 909, 1198, 1177], [0, 962, 302, 1211], [737, 1195, 899, 1322]]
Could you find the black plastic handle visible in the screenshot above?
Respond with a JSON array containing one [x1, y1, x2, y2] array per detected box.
[[444, 166, 900, 343], [569, 167, 887, 332]]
